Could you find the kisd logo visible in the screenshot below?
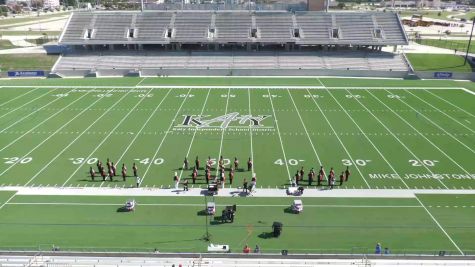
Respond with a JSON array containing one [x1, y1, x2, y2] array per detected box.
[[181, 112, 271, 129]]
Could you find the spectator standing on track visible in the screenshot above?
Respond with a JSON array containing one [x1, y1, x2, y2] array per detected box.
[[340, 171, 345, 186], [375, 243, 382, 254], [133, 162, 138, 177], [247, 157, 253, 171], [184, 157, 189, 170], [299, 167, 304, 183], [294, 171, 300, 186]]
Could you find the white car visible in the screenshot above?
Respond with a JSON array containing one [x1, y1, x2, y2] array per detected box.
[[207, 244, 230, 253]]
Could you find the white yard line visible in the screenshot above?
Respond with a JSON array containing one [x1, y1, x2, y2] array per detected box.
[[0, 89, 76, 134], [414, 195, 464, 255], [141, 88, 192, 182], [405, 90, 475, 134], [351, 89, 449, 189], [0, 193, 16, 211], [215, 88, 232, 178], [323, 88, 411, 189], [0, 89, 88, 152], [62, 88, 155, 187], [383, 89, 475, 155], [307, 82, 370, 189], [461, 88, 475, 96], [178, 88, 212, 178], [5, 202, 422, 208], [0, 87, 41, 108], [267, 88, 292, 182], [286, 88, 322, 165], [319, 82, 464, 255], [366, 90, 471, 177], [247, 88, 255, 173], [99, 89, 173, 187], [424, 89, 475, 118], [18, 88, 131, 186], [135, 77, 147, 87], [0, 88, 59, 120]]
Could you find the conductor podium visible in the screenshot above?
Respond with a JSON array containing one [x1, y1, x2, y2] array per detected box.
[[272, 221, 283, 237]]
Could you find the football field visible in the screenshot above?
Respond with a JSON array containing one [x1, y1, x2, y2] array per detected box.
[[0, 77, 474, 254]]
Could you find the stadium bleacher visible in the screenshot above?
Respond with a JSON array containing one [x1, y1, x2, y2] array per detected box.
[[59, 11, 407, 45], [55, 10, 409, 76], [54, 51, 409, 72]]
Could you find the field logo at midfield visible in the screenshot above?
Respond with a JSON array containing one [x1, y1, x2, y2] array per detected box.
[[181, 112, 271, 129]]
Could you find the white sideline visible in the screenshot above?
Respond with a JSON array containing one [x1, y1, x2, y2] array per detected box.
[[2, 186, 475, 198]]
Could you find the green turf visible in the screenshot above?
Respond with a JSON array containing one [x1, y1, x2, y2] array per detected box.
[[0, 40, 17, 50], [406, 54, 474, 72], [0, 12, 70, 27], [0, 78, 474, 254], [0, 85, 473, 189], [0, 54, 58, 71], [416, 39, 475, 54], [0, 194, 467, 254], [0, 30, 61, 36]]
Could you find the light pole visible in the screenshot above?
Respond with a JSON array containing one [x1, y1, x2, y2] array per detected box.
[[464, 18, 475, 66]]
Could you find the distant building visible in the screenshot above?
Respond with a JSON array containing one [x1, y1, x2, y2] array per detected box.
[[307, 0, 325, 11], [43, 0, 59, 8]]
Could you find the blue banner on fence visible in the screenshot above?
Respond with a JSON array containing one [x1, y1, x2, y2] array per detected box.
[[7, 70, 45, 77], [433, 72, 453, 79]]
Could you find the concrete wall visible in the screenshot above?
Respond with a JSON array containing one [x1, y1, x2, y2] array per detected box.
[[54, 68, 409, 78]]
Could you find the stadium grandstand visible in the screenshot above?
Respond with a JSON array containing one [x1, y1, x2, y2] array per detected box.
[[51, 10, 410, 77]]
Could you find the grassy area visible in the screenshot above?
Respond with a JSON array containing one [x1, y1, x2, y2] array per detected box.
[[406, 53, 473, 72], [0, 12, 70, 27], [0, 194, 471, 254], [416, 39, 475, 54], [0, 54, 58, 71], [0, 30, 61, 36], [0, 39, 18, 50], [398, 10, 475, 21]]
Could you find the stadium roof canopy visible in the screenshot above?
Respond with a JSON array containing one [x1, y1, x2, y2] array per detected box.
[[59, 11, 408, 46]]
